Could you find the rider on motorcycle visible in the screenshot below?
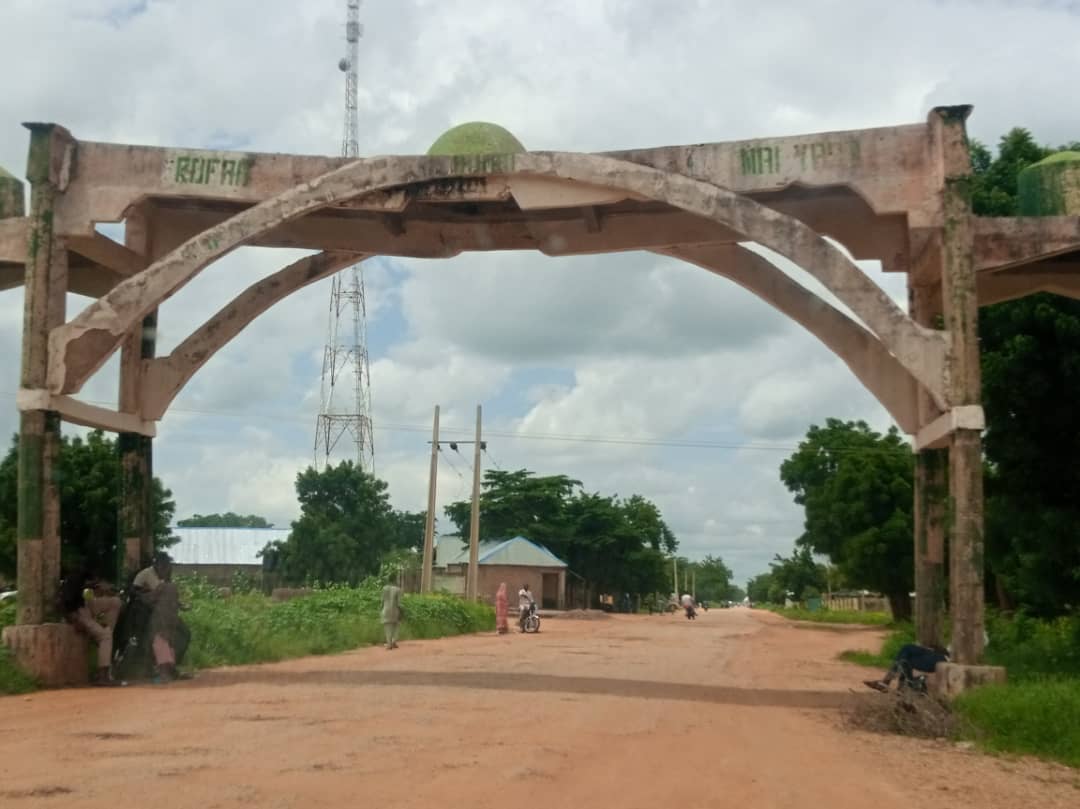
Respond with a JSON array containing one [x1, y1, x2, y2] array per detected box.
[[518, 583, 536, 632]]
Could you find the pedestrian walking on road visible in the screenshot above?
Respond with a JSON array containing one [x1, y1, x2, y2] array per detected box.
[[381, 583, 403, 650], [495, 582, 509, 634]]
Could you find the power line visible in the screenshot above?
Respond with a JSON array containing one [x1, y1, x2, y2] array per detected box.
[[0, 390, 909, 458]]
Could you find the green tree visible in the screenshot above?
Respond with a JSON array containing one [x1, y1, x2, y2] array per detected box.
[[767, 545, 828, 603], [0, 431, 176, 581], [779, 419, 914, 619], [177, 512, 273, 528], [971, 127, 1080, 615], [443, 469, 579, 546], [691, 555, 736, 603], [272, 461, 398, 586], [444, 469, 677, 600], [746, 572, 773, 604]]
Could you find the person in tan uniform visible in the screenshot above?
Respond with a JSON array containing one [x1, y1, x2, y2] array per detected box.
[[381, 583, 403, 650]]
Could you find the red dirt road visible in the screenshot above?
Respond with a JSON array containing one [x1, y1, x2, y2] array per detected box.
[[1, 608, 1077, 808]]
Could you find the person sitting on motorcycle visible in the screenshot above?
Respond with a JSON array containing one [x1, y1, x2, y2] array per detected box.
[[518, 583, 535, 632], [680, 593, 696, 620], [133, 554, 190, 682]]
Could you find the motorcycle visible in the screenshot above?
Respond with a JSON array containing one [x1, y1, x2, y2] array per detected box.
[[520, 602, 541, 633]]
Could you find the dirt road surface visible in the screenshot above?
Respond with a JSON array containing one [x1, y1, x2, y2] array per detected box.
[[2, 608, 1077, 808]]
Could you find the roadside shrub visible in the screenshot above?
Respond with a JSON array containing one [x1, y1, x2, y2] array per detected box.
[[956, 679, 1080, 767], [181, 579, 493, 669], [772, 606, 893, 626]]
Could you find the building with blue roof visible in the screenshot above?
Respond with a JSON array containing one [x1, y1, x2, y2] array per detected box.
[[434, 535, 568, 609]]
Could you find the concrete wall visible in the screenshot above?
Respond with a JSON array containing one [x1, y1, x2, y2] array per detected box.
[[468, 565, 565, 610]]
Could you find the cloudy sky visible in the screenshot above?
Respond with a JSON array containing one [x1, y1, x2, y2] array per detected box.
[[1, 0, 1078, 585]]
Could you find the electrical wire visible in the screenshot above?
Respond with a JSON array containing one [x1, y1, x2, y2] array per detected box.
[[0, 389, 908, 458]]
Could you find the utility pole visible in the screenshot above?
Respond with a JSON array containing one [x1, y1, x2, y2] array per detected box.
[[467, 405, 482, 601], [420, 405, 439, 593], [692, 569, 696, 601], [672, 557, 678, 596]]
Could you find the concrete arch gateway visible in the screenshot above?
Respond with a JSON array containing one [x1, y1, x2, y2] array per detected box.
[[3, 108, 1080, 686]]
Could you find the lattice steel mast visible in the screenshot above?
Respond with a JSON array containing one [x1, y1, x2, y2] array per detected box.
[[315, 0, 374, 472]]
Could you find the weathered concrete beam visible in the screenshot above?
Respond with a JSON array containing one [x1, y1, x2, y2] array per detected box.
[[49, 153, 947, 410], [150, 204, 742, 258], [67, 232, 146, 277], [978, 268, 1080, 306], [142, 250, 365, 420], [931, 662, 1006, 699], [0, 216, 28, 262], [661, 243, 923, 434], [16, 389, 156, 436], [914, 405, 985, 451], [51, 119, 943, 233], [974, 215, 1080, 272]]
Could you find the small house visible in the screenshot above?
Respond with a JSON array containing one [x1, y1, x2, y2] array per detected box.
[[434, 535, 568, 609]]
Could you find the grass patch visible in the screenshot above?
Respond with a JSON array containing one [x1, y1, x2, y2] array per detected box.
[[770, 606, 893, 626], [956, 679, 1080, 767], [182, 581, 494, 670], [0, 600, 35, 694], [839, 624, 915, 668], [1, 581, 494, 694]]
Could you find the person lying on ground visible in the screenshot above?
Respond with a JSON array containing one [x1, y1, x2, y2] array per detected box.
[[864, 643, 949, 692], [60, 568, 123, 686]]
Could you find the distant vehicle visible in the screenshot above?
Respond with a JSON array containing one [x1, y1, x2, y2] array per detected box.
[[0, 589, 16, 603]]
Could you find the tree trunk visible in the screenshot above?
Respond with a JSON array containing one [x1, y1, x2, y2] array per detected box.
[[994, 574, 1013, 612], [887, 590, 913, 622]]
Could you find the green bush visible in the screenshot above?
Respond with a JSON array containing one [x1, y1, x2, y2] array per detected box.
[[956, 679, 1080, 767], [984, 611, 1080, 680], [771, 606, 893, 626], [0, 600, 37, 694], [181, 580, 493, 670]]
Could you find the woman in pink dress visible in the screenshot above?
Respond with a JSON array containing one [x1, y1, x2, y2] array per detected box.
[[495, 582, 509, 634]]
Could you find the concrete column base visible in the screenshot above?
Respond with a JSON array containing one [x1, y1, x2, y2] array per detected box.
[[931, 662, 1006, 698], [2, 623, 90, 687]]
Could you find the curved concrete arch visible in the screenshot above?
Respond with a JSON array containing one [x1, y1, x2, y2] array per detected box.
[[140, 250, 366, 421], [48, 152, 947, 410], [658, 243, 923, 433]]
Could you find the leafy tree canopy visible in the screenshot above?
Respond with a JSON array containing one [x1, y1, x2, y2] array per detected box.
[[177, 512, 273, 528], [779, 419, 914, 619], [444, 469, 679, 598], [268, 461, 421, 586], [0, 431, 176, 581]]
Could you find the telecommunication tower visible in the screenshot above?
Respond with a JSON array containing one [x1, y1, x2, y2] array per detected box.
[[314, 0, 375, 472]]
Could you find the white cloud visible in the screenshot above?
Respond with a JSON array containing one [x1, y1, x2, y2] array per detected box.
[[1, 0, 1078, 582]]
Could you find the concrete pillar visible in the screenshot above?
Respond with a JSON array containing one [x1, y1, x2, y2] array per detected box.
[[934, 106, 985, 664], [557, 569, 566, 610], [117, 204, 156, 581], [909, 284, 947, 649], [913, 448, 947, 647], [16, 124, 70, 625]]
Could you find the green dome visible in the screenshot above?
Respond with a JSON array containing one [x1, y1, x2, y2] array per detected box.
[[427, 122, 526, 156], [1018, 151, 1080, 216]]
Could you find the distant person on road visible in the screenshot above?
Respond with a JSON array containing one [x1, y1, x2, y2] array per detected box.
[[495, 582, 509, 634], [864, 643, 949, 692], [381, 582, 403, 650], [680, 593, 696, 620], [519, 583, 535, 632], [60, 568, 122, 686]]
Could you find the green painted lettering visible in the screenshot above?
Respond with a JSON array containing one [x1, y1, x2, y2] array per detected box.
[[221, 159, 235, 184], [205, 158, 220, 184], [175, 156, 190, 183]]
